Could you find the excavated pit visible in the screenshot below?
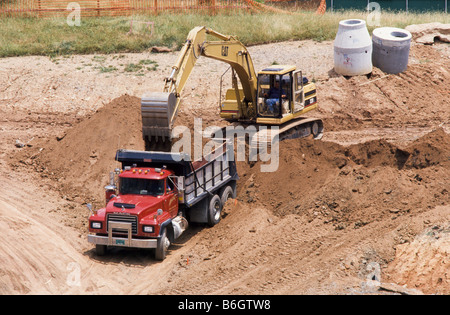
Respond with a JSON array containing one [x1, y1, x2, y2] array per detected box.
[[5, 41, 450, 294]]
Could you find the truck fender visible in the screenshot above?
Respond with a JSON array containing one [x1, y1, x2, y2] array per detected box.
[[160, 217, 187, 243], [159, 219, 172, 238], [171, 216, 189, 242]]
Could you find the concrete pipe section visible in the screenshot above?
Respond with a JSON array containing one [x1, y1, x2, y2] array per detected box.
[[372, 27, 412, 74], [334, 19, 373, 76]]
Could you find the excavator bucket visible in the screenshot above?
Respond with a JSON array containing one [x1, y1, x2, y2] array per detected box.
[[141, 92, 177, 152]]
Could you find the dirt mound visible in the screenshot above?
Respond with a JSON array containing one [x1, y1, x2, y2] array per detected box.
[[342, 127, 449, 170], [406, 22, 450, 44], [403, 127, 450, 169], [385, 222, 450, 295], [317, 44, 450, 132], [15, 94, 145, 204], [239, 129, 450, 230], [345, 138, 408, 169]]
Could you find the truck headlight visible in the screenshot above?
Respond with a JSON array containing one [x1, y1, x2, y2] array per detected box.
[[143, 226, 154, 233], [91, 222, 102, 229]]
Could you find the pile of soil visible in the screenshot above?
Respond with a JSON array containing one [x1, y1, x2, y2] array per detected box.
[[15, 94, 145, 205], [317, 44, 450, 132], [239, 128, 449, 231], [403, 127, 450, 169], [385, 222, 449, 295]]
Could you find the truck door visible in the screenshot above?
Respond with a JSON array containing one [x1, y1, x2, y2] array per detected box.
[[165, 178, 178, 217]]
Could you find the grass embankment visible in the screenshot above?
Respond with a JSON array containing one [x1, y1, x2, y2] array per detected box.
[[0, 11, 448, 57]]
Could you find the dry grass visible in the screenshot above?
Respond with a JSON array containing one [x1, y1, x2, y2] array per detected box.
[[0, 10, 448, 57]]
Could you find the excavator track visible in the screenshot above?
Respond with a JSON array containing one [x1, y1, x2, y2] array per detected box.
[[244, 117, 323, 145], [273, 117, 324, 141], [211, 117, 323, 154], [248, 117, 323, 153]]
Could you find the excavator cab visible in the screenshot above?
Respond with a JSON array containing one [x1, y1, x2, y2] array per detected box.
[[257, 73, 291, 118], [256, 65, 301, 119], [255, 65, 318, 126]]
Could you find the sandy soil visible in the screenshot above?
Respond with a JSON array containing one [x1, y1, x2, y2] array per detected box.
[[0, 38, 449, 295]]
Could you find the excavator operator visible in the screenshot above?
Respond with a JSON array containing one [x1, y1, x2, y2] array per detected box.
[[264, 79, 286, 115]]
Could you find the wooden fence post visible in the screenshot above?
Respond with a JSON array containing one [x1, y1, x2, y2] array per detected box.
[[211, 0, 216, 15]]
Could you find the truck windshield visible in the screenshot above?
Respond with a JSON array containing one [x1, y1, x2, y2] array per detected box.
[[119, 178, 165, 196]]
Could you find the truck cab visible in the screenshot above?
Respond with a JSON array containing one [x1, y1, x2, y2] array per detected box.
[[88, 166, 182, 259], [117, 166, 179, 218]]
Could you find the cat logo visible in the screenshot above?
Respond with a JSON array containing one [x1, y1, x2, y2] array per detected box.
[[221, 46, 228, 57]]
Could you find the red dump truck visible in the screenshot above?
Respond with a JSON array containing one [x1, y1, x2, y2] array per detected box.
[[87, 142, 238, 260]]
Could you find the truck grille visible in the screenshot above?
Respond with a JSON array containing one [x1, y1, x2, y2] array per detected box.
[[107, 214, 138, 235]]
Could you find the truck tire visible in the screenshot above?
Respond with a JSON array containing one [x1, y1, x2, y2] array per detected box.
[[155, 229, 169, 261], [207, 194, 222, 227], [96, 244, 107, 256], [220, 185, 235, 206]]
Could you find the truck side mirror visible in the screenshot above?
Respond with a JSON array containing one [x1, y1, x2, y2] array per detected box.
[[105, 171, 117, 205], [86, 203, 96, 217]]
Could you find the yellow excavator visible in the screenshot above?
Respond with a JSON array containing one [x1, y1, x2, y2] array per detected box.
[[141, 26, 323, 151]]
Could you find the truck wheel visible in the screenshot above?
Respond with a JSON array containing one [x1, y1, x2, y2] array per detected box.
[[155, 229, 169, 261], [96, 244, 107, 256], [207, 194, 222, 227], [220, 185, 235, 206]]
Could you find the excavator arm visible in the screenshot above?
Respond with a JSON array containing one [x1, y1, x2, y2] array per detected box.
[[141, 26, 258, 151]]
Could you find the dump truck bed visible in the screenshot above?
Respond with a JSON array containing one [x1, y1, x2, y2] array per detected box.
[[115, 142, 238, 208]]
